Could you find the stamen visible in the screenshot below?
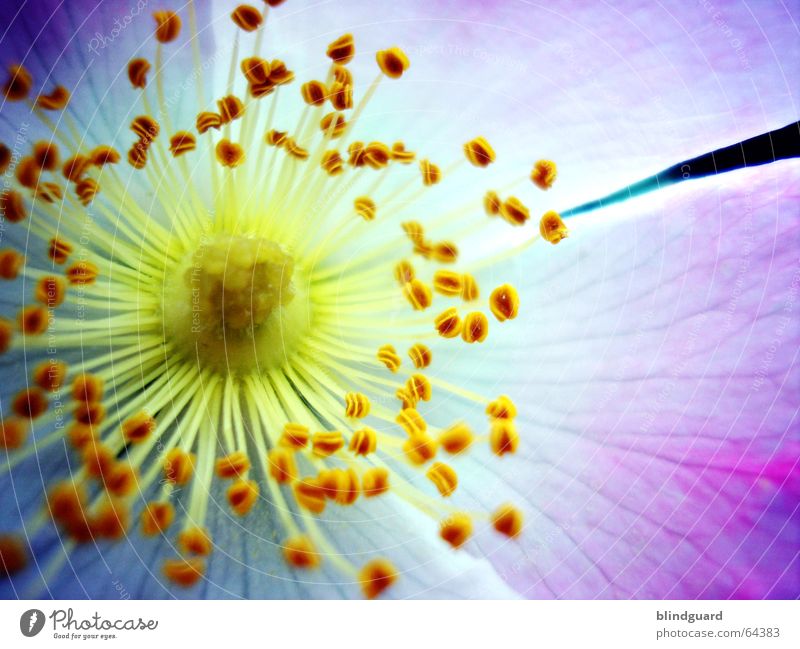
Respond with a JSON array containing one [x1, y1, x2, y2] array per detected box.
[[36, 86, 70, 110], [539, 211, 569, 244], [0, 249, 24, 279], [231, 5, 263, 32], [344, 392, 371, 418], [489, 421, 519, 456], [500, 196, 529, 226], [426, 462, 458, 497], [128, 59, 151, 88], [376, 48, 410, 79], [419, 159, 441, 186], [492, 504, 523, 538], [2, 64, 32, 101], [283, 536, 320, 568], [438, 422, 473, 454], [439, 513, 472, 548], [530, 159, 557, 190], [153, 10, 182, 43], [463, 137, 496, 167], [327, 34, 355, 65], [489, 284, 520, 321], [349, 427, 377, 455], [359, 559, 397, 599], [434, 307, 462, 338]]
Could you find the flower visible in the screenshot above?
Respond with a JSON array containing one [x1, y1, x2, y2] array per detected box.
[[0, 0, 798, 599]]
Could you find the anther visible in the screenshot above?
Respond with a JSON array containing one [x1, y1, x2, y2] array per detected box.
[[35, 182, 62, 203], [267, 448, 297, 483], [215, 451, 250, 478], [294, 477, 327, 513], [196, 112, 222, 134], [348, 141, 367, 166], [462, 311, 488, 343], [362, 467, 390, 497], [178, 527, 212, 555], [426, 462, 458, 497], [434, 307, 462, 338], [0, 535, 27, 575], [227, 479, 259, 516], [327, 34, 355, 64], [153, 10, 182, 42], [81, 442, 114, 479], [321, 112, 347, 138], [280, 423, 310, 449], [0, 144, 9, 174], [407, 374, 431, 402], [0, 190, 26, 223], [162, 558, 204, 587], [364, 142, 391, 169], [0, 318, 11, 353], [487, 395, 517, 420], [241, 57, 271, 84], [169, 132, 196, 157], [433, 270, 463, 297], [408, 343, 432, 369], [231, 5, 263, 31], [18, 305, 49, 335], [301, 80, 328, 106], [377, 344, 401, 372], [349, 427, 377, 456], [489, 284, 519, 322], [122, 411, 156, 443], [403, 433, 437, 465], [2, 64, 32, 101], [284, 138, 309, 160], [330, 81, 353, 110], [215, 139, 245, 167], [283, 536, 320, 569], [530, 159, 557, 190], [104, 462, 138, 497], [484, 190, 501, 216], [500, 196, 529, 226], [33, 141, 59, 171], [492, 504, 523, 537], [419, 159, 441, 185], [321, 150, 344, 175], [15, 157, 40, 188], [265, 129, 288, 146], [332, 65, 352, 86], [464, 137, 496, 167], [345, 392, 370, 418], [36, 86, 70, 110], [440, 513, 473, 548], [354, 196, 376, 221], [35, 276, 66, 308], [391, 141, 415, 163], [62, 155, 90, 182], [0, 249, 24, 280], [394, 260, 415, 285], [359, 559, 397, 599], [128, 58, 151, 88], [67, 424, 96, 450], [127, 145, 147, 169], [403, 279, 432, 310], [490, 421, 519, 456], [33, 360, 67, 392], [74, 401, 105, 426], [461, 274, 479, 301], [0, 418, 27, 450], [217, 95, 245, 124], [396, 407, 426, 436], [75, 178, 100, 206], [91, 498, 130, 539], [312, 431, 344, 457], [48, 237, 72, 264], [432, 241, 458, 263], [72, 373, 103, 402], [66, 260, 99, 285], [131, 115, 160, 142], [268, 60, 294, 85], [164, 449, 195, 485], [539, 210, 569, 244], [90, 145, 120, 166], [376, 47, 410, 78], [141, 502, 174, 536], [439, 422, 473, 454], [13, 388, 48, 419]]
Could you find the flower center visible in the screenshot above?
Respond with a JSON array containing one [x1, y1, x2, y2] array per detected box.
[[163, 233, 308, 373]]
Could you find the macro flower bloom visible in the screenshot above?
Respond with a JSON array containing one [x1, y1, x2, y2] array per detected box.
[[0, 0, 798, 599]]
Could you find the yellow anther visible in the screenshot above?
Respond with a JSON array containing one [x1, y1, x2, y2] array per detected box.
[[426, 462, 458, 497], [376, 47, 410, 78], [75, 178, 100, 206], [215, 451, 251, 479], [140, 502, 174, 536], [492, 504, 523, 538], [36, 85, 70, 110], [32, 141, 59, 171], [364, 142, 391, 169], [215, 139, 245, 167], [283, 536, 320, 569], [433, 270, 463, 297], [265, 129, 288, 147], [347, 141, 367, 166], [284, 137, 309, 160], [62, 154, 90, 182], [377, 344, 401, 372], [419, 158, 441, 185], [153, 10, 181, 42], [530, 159, 557, 190], [227, 479, 259, 516], [164, 448, 197, 485], [162, 558, 204, 587], [33, 360, 67, 392], [489, 284, 520, 322], [0, 249, 24, 280], [18, 305, 49, 335], [0, 534, 27, 575], [0, 417, 27, 450], [35, 179, 61, 202], [178, 526, 213, 555], [104, 462, 138, 497], [15, 157, 40, 188], [439, 422, 473, 454], [280, 423, 310, 449], [169, 131, 196, 157], [66, 423, 96, 450], [500, 196, 529, 226], [66, 260, 99, 285], [434, 307, 462, 339], [390, 141, 415, 163], [345, 392, 371, 418], [402, 220, 425, 246], [268, 59, 294, 85], [464, 136, 496, 167], [320, 111, 347, 138], [396, 407, 426, 436], [131, 115, 160, 142], [311, 430, 344, 457], [121, 411, 156, 443], [13, 388, 48, 419], [92, 498, 130, 540], [196, 111, 222, 134], [486, 395, 517, 420], [327, 33, 355, 64], [127, 144, 147, 169], [231, 4, 263, 31], [35, 276, 65, 308], [0, 190, 26, 223], [394, 260, 415, 286], [440, 513, 473, 548], [461, 274, 479, 301], [241, 56, 271, 84], [321, 150, 344, 175], [490, 420, 519, 456], [294, 477, 327, 513], [395, 386, 418, 410], [407, 374, 431, 402], [432, 241, 458, 263], [350, 427, 377, 456], [127, 58, 150, 88], [267, 447, 297, 483], [73, 401, 105, 426], [408, 343, 432, 369], [539, 210, 569, 244], [332, 64, 352, 86], [359, 558, 397, 599], [403, 279, 432, 310], [403, 433, 437, 465], [354, 196, 376, 221], [89, 145, 120, 166], [71, 373, 103, 403], [484, 190, 501, 216], [217, 95, 245, 124], [249, 79, 275, 99], [319, 467, 359, 505], [329, 81, 353, 110], [0, 318, 12, 354], [48, 237, 72, 264], [301, 80, 328, 106], [462, 311, 489, 343], [48, 481, 89, 536], [362, 467, 390, 497], [2, 64, 32, 101]]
